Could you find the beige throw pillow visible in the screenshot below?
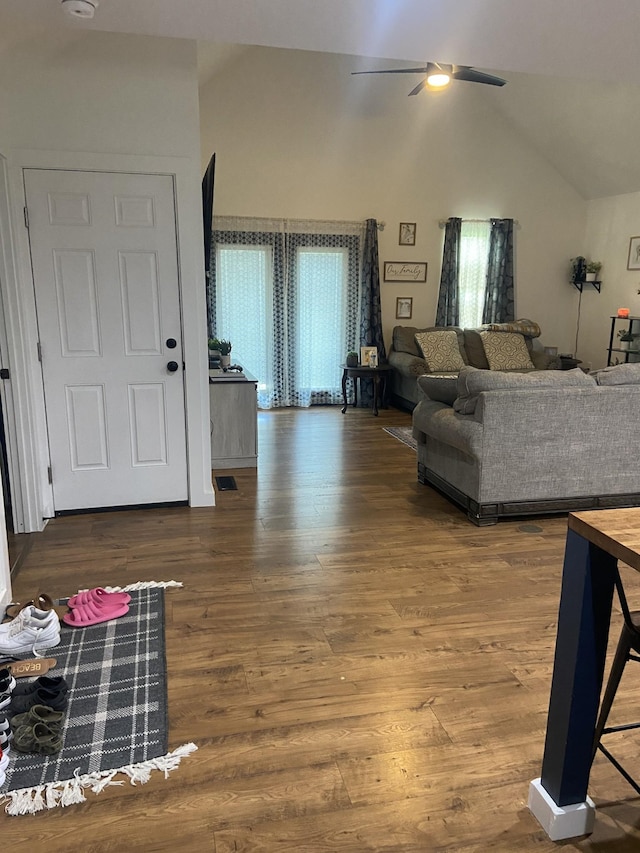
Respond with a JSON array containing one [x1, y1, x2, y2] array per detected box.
[[479, 331, 535, 370], [415, 330, 466, 373]]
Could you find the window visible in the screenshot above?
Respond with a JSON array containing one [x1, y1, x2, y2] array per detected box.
[[458, 221, 490, 328], [209, 218, 362, 409], [436, 217, 514, 328], [215, 244, 274, 404]]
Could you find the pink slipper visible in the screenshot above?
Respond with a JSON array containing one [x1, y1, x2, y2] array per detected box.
[[67, 587, 131, 609], [63, 600, 129, 627]]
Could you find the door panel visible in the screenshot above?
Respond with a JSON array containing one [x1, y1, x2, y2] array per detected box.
[[54, 249, 101, 356], [25, 169, 188, 511]]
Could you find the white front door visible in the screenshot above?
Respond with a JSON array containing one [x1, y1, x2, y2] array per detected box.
[[24, 169, 188, 511]]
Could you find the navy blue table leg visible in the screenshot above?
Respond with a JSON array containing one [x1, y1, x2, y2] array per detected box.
[[540, 528, 617, 806]]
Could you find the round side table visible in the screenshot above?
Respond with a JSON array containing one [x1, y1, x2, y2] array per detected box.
[[340, 363, 391, 416]]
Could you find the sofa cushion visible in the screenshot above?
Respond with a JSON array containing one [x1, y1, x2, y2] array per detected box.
[[453, 365, 597, 414], [479, 331, 535, 370], [463, 329, 490, 369], [592, 363, 640, 385], [415, 330, 466, 372], [393, 325, 466, 359], [417, 373, 459, 405]]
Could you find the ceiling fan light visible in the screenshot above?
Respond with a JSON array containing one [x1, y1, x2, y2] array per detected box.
[[426, 72, 451, 89]]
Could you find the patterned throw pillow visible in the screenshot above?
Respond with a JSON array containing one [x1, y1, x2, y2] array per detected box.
[[414, 331, 466, 373], [479, 331, 535, 370]]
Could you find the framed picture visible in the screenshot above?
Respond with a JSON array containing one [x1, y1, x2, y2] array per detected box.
[[628, 236, 640, 270], [395, 297, 413, 320], [384, 261, 427, 282], [360, 346, 377, 367], [399, 222, 416, 246]]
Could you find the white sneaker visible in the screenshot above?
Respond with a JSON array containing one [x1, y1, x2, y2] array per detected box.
[[0, 606, 60, 657]]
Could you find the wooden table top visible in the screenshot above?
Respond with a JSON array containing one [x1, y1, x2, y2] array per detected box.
[[569, 508, 640, 570]]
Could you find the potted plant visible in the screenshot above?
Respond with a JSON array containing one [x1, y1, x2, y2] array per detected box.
[[618, 328, 634, 350], [208, 338, 222, 368], [218, 339, 232, 368], [585, 260, 602, 282], [346, 351, 358, 367]]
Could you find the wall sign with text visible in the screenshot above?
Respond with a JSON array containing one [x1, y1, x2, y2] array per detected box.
[[383, 262, 427, 282]]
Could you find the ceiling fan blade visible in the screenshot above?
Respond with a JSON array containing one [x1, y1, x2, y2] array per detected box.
[[351, 66, 432, 76], [408, 78, 429, 97], [452, 66, 506, 87]]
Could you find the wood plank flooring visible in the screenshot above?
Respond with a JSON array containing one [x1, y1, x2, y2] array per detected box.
[[3, 405, 640, 851]]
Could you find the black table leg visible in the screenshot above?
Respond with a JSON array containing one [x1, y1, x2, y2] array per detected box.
[[341, 370, 348, 414], [372, 374, 379, 416], [539, 528, 616, 805]]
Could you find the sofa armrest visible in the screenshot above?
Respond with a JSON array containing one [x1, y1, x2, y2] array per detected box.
[[412, 399, 483, 457], [388, 349, 428, 377]]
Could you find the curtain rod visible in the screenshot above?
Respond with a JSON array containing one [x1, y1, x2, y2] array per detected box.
[[438, 218, 520, 229]]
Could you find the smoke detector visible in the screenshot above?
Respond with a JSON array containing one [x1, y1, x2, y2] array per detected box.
[[61, 0, 99, 19]]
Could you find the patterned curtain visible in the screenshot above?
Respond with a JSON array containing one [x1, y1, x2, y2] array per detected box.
[[435, 218, 461, 326], [358, 219, 385, 407], [210, 218, 362, 409], [483, 218, 514, 324], [359, 219, 386, 358]]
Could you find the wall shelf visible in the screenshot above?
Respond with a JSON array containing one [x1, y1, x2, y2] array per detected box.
[[572, 279, 601, 293]]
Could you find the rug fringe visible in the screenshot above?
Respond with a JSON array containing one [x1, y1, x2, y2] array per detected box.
[[1, 743, 198, 815], [81, 580, 184, 594]]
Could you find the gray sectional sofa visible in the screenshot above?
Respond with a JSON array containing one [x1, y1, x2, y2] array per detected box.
[[412, 364, 640, 525], [388, 322, 558, 410]]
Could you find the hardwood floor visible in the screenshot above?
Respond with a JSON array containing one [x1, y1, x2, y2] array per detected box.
[[3, 405, 640, 851]]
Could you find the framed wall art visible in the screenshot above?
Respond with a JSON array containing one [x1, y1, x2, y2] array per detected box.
[[384, 261, 427, 282], [399, 222, 416, 246], [395, 297, 413, 320], [628, 236, 640, 270]]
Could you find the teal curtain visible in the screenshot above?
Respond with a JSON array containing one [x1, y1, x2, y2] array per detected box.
[[483, 218, 514, 323], [435, 218, 461, 326]]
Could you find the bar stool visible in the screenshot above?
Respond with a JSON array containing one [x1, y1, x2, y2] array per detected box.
[[592, 568, 640, 794]]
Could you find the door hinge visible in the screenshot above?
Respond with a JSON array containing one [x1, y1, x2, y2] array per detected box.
[[0, 368, 9, 380], [47, 465, 52, 485], [37, 342, 42, 362], [23, 206, 29, 229]]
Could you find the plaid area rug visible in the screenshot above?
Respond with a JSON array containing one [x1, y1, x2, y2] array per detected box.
[[383, 425, 417, 452], [0, 582, 196, 815]]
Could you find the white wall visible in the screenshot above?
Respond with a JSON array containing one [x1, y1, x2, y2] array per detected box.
[[199, 45, 587, 354], [0, 30, 214, 528], [581, 192, 640, 370], [0, 31, 199, 156]]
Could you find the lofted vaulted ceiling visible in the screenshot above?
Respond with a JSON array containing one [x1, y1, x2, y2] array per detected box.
[[3, 0, 640, 198]]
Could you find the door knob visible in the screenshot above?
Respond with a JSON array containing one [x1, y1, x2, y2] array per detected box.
[[167, 361, 179, 373]]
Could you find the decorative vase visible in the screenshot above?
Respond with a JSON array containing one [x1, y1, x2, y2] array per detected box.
[[346, 354, 358, 367], [220, 354, 231, 368], [585, 272, 597, 282]]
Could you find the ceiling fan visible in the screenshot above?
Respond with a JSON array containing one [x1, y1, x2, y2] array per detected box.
[[352, 62, 506, 96]]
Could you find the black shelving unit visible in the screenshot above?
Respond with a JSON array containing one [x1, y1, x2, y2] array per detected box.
[[607, 315, 640, 365]]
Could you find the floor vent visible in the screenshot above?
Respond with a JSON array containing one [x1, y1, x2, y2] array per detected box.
[[215, 475, 237, 491]]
